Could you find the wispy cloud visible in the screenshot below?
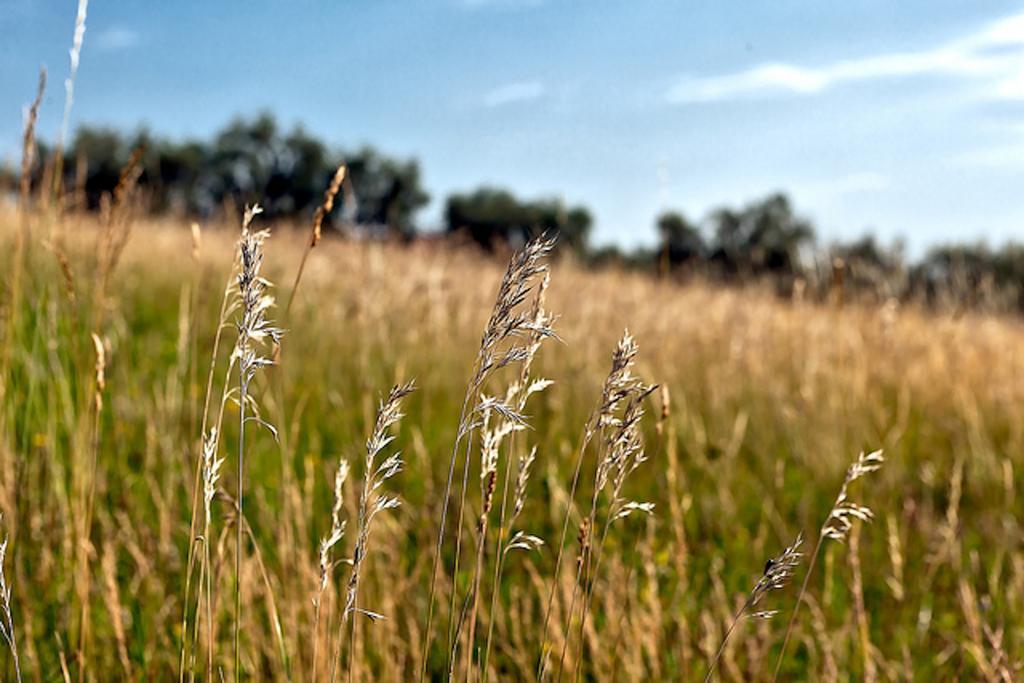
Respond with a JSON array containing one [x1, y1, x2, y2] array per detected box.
[[483, 81, 545, 107], [95, 26, 141, 51], [668, 12, 1024, 103]]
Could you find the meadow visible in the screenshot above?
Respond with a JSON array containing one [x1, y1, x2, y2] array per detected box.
[[0, 197, 1021, 681]]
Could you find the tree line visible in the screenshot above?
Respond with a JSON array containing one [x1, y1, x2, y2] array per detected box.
[[6, 113, 1024, 312], [646, 197, 1024, 312]]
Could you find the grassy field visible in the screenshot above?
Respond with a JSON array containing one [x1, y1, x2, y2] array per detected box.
[[0, 202, 1021, 681]]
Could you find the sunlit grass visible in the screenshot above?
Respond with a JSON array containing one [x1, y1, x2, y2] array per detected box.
[[0, 204, 1021, 680]]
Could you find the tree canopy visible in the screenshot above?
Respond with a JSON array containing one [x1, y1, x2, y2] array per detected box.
[[28, 113, 430, 238], [707, 193, 815, 277], [445, 187, 591, 255]]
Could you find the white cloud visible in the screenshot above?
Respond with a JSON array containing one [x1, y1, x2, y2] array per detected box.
[[483, 81, 545, 107], [668, 11, 1024, 103], [95, 26, 141, 51]]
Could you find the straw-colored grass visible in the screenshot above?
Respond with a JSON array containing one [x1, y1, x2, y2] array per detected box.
[[0, 203, 1022, 680]]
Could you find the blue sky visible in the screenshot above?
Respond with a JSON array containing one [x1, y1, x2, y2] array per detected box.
[[3, 1, 1024, 254]]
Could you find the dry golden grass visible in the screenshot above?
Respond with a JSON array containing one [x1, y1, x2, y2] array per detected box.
[[0, 203, 1021, 680]]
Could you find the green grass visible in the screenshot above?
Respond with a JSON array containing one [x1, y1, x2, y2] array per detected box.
[[0, 208, 1021, 680]]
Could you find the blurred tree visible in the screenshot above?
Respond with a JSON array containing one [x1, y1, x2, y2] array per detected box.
[[708, 192, 815, 278], [446, 188, 529, 250], [155, 139, 208, 213], [264, 126, 331, 217], [657, 210, 705, 273], [445, 186, 591, 255], [813, 234, 907, 304], [830, 234, 905, 297], [208, 113, 288, 214], [832, 234, 901, 270], [562, 205, 593, 255], [910, 242, 1024, 310], [68, 126, 129, 209], [47, 114, 428, 236], [344, 148, 429, 239]]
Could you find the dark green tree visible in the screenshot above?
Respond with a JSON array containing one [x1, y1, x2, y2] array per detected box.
[[343, 148, 430, 239], [657, 211, 705, 271], [910, 242, 1024, 309], [47, 114, 429, 235], [709, 192, 815, 278], [68, 126, 130, 209], [445, 186, 591, 255]]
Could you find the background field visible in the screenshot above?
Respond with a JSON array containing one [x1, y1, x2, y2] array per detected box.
[[1, 204, 1022, 681]]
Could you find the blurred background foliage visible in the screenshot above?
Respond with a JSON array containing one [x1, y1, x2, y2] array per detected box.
[[5, 112, 1024, 313]]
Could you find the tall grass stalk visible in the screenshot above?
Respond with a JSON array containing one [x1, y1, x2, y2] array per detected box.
[[2, 68, 45, 413], [419, 236, 554, 681], [333, 382, 415, 683], [74, 332, 106, 682], [538, 330, 646, 681], [460, 273, 553, 679], [562, 343, 655, 681], [184, 278, 239, 678], [286, 163, 345, 316], [275, 164, 345, 666], [313, 458, 348, 683], [198, 428, 223, 680], [459, 405, 506, 678], [231, 206, 283, 681], [771, 449, 884, 682], [180, 232, 241, 682], [75, 158, 141, 683], [479, 273, 552, 681], [447, 239, 555, 678], [703, 534, 802, 683], [0, 518, 22, 683], [52, 0, 88, 202]]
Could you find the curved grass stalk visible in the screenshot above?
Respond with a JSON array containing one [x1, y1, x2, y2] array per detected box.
[[571, 385, 656, 681], [539, 331, 647, 681], [331, 382, 415, 683], [479, 274, 551, 682], [771, 450, 884, 682], [703, 534, 802, 683], [419, 236, 554, 681], [312, 459, 348, 683]]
